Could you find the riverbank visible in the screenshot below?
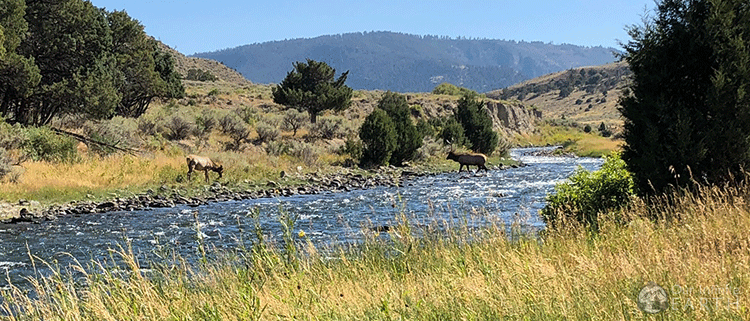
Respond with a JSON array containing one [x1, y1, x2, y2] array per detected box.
[[2, 179, 747, 319], [0, 159, 524, 224]]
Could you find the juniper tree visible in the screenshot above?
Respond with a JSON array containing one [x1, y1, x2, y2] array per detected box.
[[620, 0, 750, 195], [272, 59, 352, 124]]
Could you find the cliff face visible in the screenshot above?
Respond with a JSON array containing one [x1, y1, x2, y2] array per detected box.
[[484, 100, 542, 136], [399, 95, 541, 136]]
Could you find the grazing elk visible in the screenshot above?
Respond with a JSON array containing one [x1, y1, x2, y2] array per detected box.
[[186, 155, 223, 182], [447, 151, 488, 172]]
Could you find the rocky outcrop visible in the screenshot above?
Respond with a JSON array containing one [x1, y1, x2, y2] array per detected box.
[[484, 100, 542, 136]]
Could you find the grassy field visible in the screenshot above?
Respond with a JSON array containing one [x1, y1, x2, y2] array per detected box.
[[2, 181, 748, 320], [514, 122, 623, 157]]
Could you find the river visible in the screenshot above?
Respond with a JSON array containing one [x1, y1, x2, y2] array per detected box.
[[0, 147, 602, 288]]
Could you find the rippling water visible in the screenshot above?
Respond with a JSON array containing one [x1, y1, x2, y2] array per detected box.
[[0, 147, 602, 288]]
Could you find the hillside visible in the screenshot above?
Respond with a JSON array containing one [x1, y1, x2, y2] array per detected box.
[[157, 41, 252, 85], [487, 61, 631, 131], [193, 31, 618, 93]]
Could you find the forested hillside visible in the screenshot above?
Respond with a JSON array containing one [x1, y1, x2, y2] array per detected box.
[[194, 31, 618, 92]]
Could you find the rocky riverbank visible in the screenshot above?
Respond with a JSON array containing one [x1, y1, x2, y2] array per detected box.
[[1, 163, 524, 224]]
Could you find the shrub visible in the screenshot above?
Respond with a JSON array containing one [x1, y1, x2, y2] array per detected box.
[[288, 140, 320, 166], [255, 122, 280, 144], [219, 113, 250, 151], [439, 117, 467, 147], [0, 148, 12, 180], [281, 109, 308, 136], [415, 137, 445, 161], [195, 109, 218, 135], [339, 134, 363, 161], [455, 93, 499, 155], [23, 126, 78, 163], [137, 118, 158, 137], [540, 153, 636, 230], [163, 113, 196, 141], [233, 105, 259, 125], [265, 140, 290, 156], [309, 116, 348, 140], [185, 68, 217, 82], [0, 120, 25, 151], [359, 109, 397, 167], [377, 91, 422, 166], [432, 82, 477, 96], [82, 117, 139, 156]]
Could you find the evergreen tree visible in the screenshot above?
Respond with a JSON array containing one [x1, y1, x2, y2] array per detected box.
[[454, 93, 499, 155], [272, 59, 352, 123], [0, 0, 41, 121], [620, 0, 750, 195], [377, 91, 422, 166], [109, 10, 183, 118], [17, 0, 120, 126], [359, 108, 397, 167]]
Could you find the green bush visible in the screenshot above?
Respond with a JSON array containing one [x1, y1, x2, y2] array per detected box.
[[377, 92, 422, 166], [359, 109, 397, 167], [185, 68, 217, 82], [439, 117, 467, 147], [541, 153, 636, 229], [23, 126, 78, 163], [432, 82, 477, 96], [340, 134, 363, 160], [454, 93, 499, 155]]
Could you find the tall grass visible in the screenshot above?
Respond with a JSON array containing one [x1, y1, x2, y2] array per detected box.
[[3, 183, 750, 319]]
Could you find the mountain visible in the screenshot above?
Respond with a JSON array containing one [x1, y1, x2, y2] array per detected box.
[[486, 61, 630, 130], [192, 31, 618, 93]]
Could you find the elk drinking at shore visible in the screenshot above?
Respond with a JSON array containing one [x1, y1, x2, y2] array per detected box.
[[447, 151, 488, 172], [186, 155, 223, 182]]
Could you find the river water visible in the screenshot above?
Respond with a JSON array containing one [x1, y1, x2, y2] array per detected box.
[[0, 147, 602, 288]]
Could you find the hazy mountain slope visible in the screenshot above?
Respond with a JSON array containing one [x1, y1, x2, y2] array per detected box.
[[193, 31, 618, 92], [486, 61, 631, 130]]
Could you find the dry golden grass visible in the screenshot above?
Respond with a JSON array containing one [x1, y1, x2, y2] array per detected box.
[[515, 123, 622, 157], [0, 154, 183, 203], [3, 183, 750, 320]]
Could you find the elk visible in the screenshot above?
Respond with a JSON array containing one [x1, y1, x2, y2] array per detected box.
[[186, 155, 223, 182], [447, 151, 488, 172]]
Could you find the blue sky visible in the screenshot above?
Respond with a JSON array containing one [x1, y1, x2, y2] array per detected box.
[[89, 0, 655, 55]]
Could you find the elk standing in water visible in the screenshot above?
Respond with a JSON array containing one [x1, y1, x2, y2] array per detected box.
[[186, 155, 223, 182], [447, 151, 488, 172]]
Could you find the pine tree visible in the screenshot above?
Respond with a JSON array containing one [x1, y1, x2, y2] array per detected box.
[[620, 0, 750, 195], [272, 59, 353, 123]]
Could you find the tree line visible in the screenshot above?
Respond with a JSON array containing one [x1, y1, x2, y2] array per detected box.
[[0, 0, 184, 127]]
